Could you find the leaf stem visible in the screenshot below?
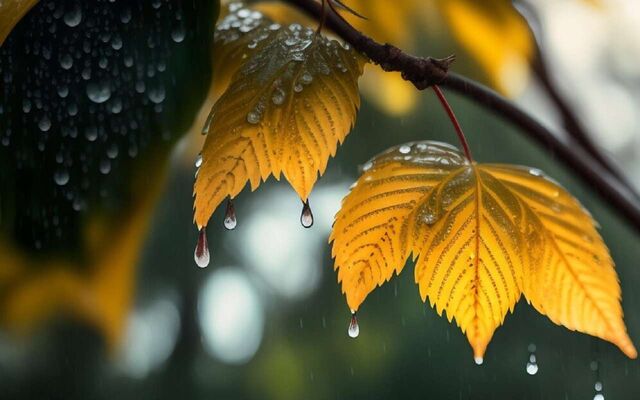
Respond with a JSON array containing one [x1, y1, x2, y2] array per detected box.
[[316, 0, 327, 34], [432, 85, 473, 162]]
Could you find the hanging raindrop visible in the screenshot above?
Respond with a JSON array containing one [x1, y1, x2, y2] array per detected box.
[[300, 200, 314, 228], [348, 311, 359, 338], [526, 343, 538, 375], [194, 228, 210, 268], [224, 199, 237, 230], [474, 356, 483, 366]]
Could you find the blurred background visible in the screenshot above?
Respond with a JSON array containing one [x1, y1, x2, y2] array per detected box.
[[1, 0, 640, 399]]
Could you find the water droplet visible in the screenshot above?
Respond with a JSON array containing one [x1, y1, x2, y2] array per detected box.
[[111, 36, 123, 50], [148, 86, 166, 104], [529, 168, 543, 177], [194, 228, 210, 268], [195, 154, 203, 168], [423, 213, 437, 225], [99, 159, 111, 174], [361, 161, 373, 172], [224, 200, 237, 230], [59, 53, 73, 70], [300, 200, 313, 228], [272, 88, 285, 105], [171, 26, 185, 43], [22, 99, 32, 113], [399, 145, 411, 154], [85, 126, 98, 141], [38, 115, 51, 132], [595, 381, 602, 391], [348, 312, 359, 338], [109, 98, 123, 114], [106, 143, 119, 159], [285, 37, 299, 46], [86, 81, 112, 103], [526, 343, 538, 375], [593, 394, 604, 400], [247, 111, 261, 124], [120, 7, 132, 23], [474, 356, 483, 365], [300, 72, 313, 85], [57, 85, 69, 98], [63, 5, 83, 27], [53, 169, 69, 186]]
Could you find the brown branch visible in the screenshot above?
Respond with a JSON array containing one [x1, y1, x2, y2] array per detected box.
[[514, 1, 637, 197], [284, 0, 640, 234], [288, 0, 455, 89], [531, 46, 640, 202]]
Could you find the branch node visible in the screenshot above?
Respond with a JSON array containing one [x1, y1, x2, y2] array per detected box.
[[403, 55, 455, 90]]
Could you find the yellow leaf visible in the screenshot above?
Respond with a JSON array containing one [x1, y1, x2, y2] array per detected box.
[[487, 164, 637, 359], [331, 141, 636, 359], [0, 0, 39, 46], [436, 0, 533, 96], [193, 5, 365, 229], [359, 68, 417, 117]]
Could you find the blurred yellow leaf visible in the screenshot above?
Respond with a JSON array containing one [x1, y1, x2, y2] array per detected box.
[[0, 157, 168, 350], [343, 0, 534, 96], [193, 4, 365, 229], [0, 0, 39, 46], [359, 67, 417, 116], [437, 0, 533, 96], [331, 141, 636, 359]]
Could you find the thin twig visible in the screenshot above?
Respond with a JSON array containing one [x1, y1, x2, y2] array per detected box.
[[530, 47, 640, 201], [283, 0, 640, 234], [513, 1, 635, 195], [433, 86, 473, 162], [315, 0, 326, 34]]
